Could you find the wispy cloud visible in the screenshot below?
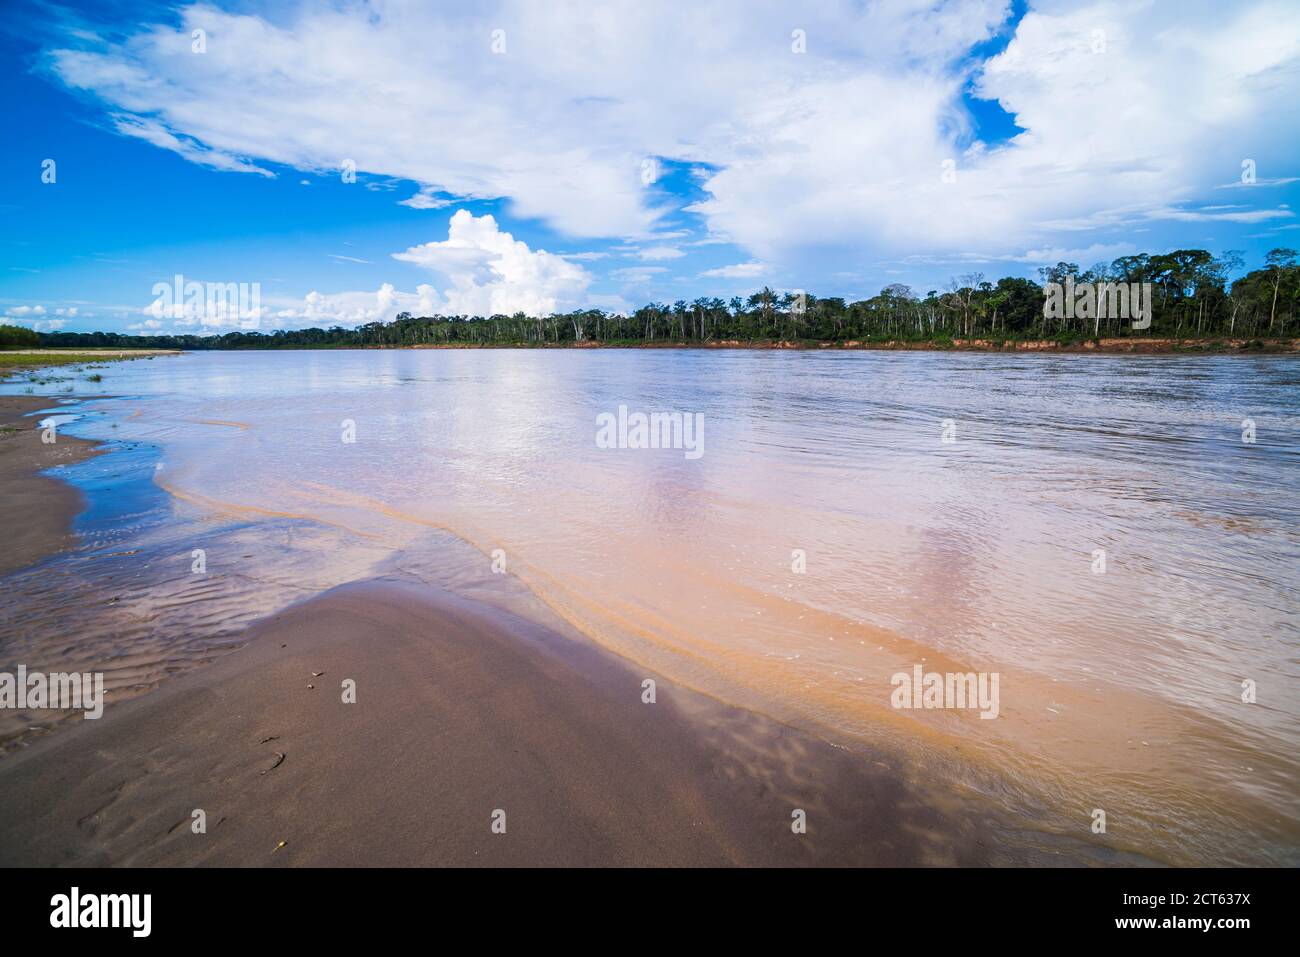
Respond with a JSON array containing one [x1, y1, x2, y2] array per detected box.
[[701, 261, 765, 280], [398, 187, 454, 210]]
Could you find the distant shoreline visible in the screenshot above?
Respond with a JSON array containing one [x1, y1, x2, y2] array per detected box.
[[171, 336, 1296, 354], [345, 336, 1300, 354], [10, 337, 1296, 359]]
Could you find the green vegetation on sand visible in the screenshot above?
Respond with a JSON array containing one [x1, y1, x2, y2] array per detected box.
[[0, 333, 178, 382]]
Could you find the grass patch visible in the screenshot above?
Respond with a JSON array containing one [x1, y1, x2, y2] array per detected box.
[[0, 352, 120, 372], [0, 350, 166, 381]]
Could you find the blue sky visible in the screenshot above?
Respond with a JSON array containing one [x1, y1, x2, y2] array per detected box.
[[2, 0, 1297, 334]]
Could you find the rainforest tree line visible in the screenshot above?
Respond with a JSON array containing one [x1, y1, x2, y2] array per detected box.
[[27, 247, 1299, 350]]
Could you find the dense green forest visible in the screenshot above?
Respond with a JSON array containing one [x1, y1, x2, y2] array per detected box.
[[17, 247, 1300, 351]]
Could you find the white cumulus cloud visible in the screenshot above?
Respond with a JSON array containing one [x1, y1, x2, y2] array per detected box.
[[42, 0, 1300, 285], [392, 210, 592, 316]]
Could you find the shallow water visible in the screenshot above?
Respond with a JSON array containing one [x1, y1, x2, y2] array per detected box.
[[2, 349, 1297, 865]]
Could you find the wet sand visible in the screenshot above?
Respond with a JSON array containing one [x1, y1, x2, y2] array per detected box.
[[0, 396, 101, 576], [0, 577, 1123, 867]]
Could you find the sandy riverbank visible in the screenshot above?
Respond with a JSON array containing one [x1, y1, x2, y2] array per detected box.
[[1, 349, 180, 356], [0, 396, 102, 576], [0, 576, 1134, 867]]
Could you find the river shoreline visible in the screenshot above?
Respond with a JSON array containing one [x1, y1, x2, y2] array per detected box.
[[401, 336, 1300, 352], [0, 396, 103, 576], [17, 337, 1296, 356], [0, 577, 1138, 866]]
